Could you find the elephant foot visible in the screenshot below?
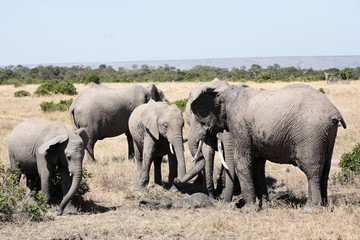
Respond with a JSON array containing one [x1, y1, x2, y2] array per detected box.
[[240, 203, 257, 213], [301, 203, 320, 214], [169, 184, 179, 192], [62, 202, 78, 215]]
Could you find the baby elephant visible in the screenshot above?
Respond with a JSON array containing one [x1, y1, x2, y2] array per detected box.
[[129, 100, 187, 191], [8, 118, 88, 215]]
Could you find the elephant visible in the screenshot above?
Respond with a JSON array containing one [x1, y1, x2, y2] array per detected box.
[[175, 79, 241, 202], [69, 83, 167, 162], [8, 118, 88, 215], [189, 83, 346, 213], [129, 100, 187, 191]]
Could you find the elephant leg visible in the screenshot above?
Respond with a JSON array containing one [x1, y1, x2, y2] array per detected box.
[[153, 156, 163, 186], [126, 131, 135, 160], [321, 138, 336, 205], [86, 139, 96, 162], [253, 158, 269, 208], [139, 137, 155, 189], [24, 174, 40, 202], [298, 158, 323, 213], [234, 145, 255, 212], [134, 142, 142, 191], [215, 166, 225, 198], [168, 153, 178, 185]]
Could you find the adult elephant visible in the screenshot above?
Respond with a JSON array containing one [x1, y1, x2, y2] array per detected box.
[[175, 79, 240, 202], [129, 100, 186, 190], [69, 83, 167, 162], [189, 83, 346, 213], [9, 118, 88, 215]]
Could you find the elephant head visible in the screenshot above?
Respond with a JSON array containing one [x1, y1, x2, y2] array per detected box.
[[141, 100, 186, 179], [38, 128, 88, 215], [176, 79, 243, 201]]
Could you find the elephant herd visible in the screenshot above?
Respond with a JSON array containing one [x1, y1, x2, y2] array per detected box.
[[8, 79, 346, 215]]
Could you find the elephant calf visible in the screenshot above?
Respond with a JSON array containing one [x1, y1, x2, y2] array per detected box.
[[9, 118, 88, 215], [129, 100, 187, 191]]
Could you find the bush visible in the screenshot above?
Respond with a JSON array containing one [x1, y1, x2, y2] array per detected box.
[[40, 99, 73, 112], [35, 80, 77, 96], [254, 72, 273, 83], [0, 165, 50, 222], [14, 90, 30, 97], [318, 88, 325, 94], [85, 74, 100, 85], [332, 143, 360, 184], [170, 98, 188, 112]]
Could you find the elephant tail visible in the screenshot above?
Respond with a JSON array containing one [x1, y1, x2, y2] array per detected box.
[[332, 115, 346, 129], [69, 105, 80, 130]]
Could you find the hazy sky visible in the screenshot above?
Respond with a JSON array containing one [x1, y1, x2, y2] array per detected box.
[[1, 0, 359, 66]]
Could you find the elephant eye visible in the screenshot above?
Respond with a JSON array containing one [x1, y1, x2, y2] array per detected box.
[[162, 123, 168, 129], [66, 155, 72, 161]]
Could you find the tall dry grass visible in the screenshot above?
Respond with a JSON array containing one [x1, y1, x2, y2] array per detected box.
[[0, 80, 359, 239]]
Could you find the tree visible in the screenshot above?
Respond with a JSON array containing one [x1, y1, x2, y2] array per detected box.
[[85, 73, 100, 85]]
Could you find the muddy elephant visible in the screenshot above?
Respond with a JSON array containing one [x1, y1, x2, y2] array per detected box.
[[129, 100, 187, 191], [69, 83, 167, 162], [8, 118, 88, 215], [189, 83, 346, 213], [175, 79, 241, 202]]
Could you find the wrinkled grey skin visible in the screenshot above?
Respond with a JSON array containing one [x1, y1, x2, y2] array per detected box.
[[9, 118, 88, 215], [175, 79, 241, 202], [129, 100, 186, 191], [138, 192, 216, 209], [69, 84, 167, 162], [190, 83, 346, 213]]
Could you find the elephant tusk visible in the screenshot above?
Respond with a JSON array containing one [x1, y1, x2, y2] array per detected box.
[[169, 143, 174, 155], [69, 172, 72, 177], [192, 140, 203, 162], [217, 139, 229, 170]]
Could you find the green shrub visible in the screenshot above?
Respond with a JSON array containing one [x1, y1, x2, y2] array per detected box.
[[170, 98, 188, 112], [85, 74, 100, 85], [254, 72, 273, 83], [318, 88, 325, 94], [0, 165, 50, 222], [332, 143, 360, 184], [35, 80, 77, 96], [14, 90, 30, 97], [40, 99, 73, 112]]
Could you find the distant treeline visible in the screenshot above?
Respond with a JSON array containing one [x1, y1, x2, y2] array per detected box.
[[0, 63, 359, 85]]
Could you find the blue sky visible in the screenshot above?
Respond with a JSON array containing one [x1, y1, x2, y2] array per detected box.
[[1, 0, 359, 66]]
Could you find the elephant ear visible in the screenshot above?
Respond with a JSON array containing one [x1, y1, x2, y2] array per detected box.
[[146, 84, 167, 102], [38, 134, 69, 155], [140, 102, 159, 140], [75, 128, 89, 147], [190, 87, 220, 121]]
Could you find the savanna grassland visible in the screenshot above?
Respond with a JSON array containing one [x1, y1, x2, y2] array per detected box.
[[0, 81, 360, 240]]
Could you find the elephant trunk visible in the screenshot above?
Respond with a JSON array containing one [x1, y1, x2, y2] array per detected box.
[[57, 167, 82, 215], [222, 132, 235, 202], [171, 134, 186, 178]]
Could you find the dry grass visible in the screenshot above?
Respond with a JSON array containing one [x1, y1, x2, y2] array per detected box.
[[0, 81, 359, 239]]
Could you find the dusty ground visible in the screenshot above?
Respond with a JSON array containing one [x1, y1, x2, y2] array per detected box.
[[0, 80, 359, 239]]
